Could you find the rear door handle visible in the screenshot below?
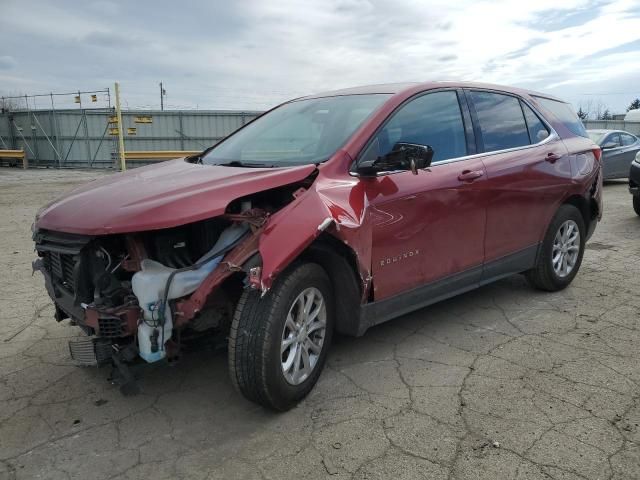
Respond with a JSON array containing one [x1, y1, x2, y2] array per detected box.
[[545, 152, 561, 163], [458, 170, 484, 182]]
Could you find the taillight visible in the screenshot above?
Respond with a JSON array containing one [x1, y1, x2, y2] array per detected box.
[[592, 147, 602, 162]]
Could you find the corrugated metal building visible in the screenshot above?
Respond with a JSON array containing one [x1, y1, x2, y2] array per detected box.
[[0, 109, 261, 168], [583, 120, 640, 135]]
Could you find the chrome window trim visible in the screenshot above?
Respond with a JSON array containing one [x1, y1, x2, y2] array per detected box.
[[351, 123, 560, 177], [351, 88, 559, 178]]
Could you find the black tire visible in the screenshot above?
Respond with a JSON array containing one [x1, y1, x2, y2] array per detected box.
[[525, 204, 586, 292], [228, 263, 333, 411], [633, 195, 640, 216]]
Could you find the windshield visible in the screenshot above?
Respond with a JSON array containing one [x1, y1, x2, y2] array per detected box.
[[587, 131, 605, 144], [203, 94, 391, 167]]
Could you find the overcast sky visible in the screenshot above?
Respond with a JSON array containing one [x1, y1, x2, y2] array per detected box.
[[1, 0, 639, 114]]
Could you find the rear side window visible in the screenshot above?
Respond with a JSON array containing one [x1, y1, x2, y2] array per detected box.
[[534, 96, 588, 138], [621, 133, 637, 146], [521, 103, 550, 143], [469, 91, 530, 152]]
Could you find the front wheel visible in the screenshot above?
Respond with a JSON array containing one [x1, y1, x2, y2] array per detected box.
[[228, 263, 333, 411], [525, 204, 586, 292], [633, 195, 640, 216]]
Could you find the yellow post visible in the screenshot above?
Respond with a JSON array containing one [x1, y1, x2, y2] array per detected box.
[[114, 82, 126, 171]]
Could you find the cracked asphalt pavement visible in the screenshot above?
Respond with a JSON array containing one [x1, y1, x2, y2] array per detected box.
[[1, 169, 639, 480]]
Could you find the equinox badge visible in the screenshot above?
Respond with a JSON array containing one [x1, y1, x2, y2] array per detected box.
[[379, 249, 420, 267]]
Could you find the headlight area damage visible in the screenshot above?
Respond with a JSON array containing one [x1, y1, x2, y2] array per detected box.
[[32, 162, 369, 394]]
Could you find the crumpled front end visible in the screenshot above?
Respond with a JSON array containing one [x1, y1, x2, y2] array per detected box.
[[31, 156, 376, 394], [32, 209, 268, 371], [31, 166, 325, 377]]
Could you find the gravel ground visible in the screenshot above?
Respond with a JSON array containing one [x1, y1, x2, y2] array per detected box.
[[1, 168, 639, 480]]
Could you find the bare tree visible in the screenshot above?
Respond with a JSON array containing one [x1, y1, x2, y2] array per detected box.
[[578, 99, 595, 120], [577, 98, 611, 120], [593, 100, 608, 121], [0, 92, 26, 113]]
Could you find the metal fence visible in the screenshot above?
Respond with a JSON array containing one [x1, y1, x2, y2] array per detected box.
[[0, 109, 261, 168], [583, 120, 640, 135]]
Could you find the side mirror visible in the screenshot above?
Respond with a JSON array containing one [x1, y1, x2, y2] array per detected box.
[[358, 142, 434, 176], [602, 142, 618, 150]]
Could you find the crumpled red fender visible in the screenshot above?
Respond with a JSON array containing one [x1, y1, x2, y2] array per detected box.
[[258, 152, 373, 299]]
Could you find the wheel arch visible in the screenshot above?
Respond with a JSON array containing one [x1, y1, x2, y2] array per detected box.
[[296, 234, 363, 336], [562, 192, 598, 239]]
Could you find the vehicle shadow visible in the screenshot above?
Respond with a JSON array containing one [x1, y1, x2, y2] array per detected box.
[[127, 273, 538, 408]]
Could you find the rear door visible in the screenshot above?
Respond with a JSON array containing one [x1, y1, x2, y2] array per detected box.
[[361, 90, 487, 300], [466, 90, 571, 277]]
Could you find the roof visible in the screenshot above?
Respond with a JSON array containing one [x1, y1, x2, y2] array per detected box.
[[297, 81, 565, 102]]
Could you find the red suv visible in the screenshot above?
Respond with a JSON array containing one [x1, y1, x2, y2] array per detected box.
[[33, 82, 602, 410]]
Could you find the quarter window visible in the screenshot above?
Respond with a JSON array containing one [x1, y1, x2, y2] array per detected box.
[[470, 91, 530, 152], [534, 96, 589, 138], [360, 91, 467, 165]]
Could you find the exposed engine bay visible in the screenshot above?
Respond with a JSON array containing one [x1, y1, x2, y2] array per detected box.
[[32, 182, 311, 393]]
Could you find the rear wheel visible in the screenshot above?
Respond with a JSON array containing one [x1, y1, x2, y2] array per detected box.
[[228, 263, 333, 411], [526, 204, 585, 292], [633, 195, 640, 216]]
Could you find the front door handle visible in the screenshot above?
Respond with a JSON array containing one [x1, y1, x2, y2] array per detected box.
[[545, 152, 561, 163], [458, 170, 484, 182]]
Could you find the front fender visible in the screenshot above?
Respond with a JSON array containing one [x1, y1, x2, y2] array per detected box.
[[258, 173, 372, 296], [259, 190, 335, 290]]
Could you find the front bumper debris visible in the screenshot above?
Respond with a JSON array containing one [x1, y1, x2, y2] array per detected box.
[[68, 337, 112, 366]]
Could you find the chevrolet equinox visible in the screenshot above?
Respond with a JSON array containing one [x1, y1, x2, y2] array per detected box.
[[33, 82, 603, 410]]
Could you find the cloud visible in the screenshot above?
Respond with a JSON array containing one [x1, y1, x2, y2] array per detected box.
[[518, 0, 611, 32], [0, 56, 16, 70], [501, 39, 549, 60], [83, 31, 131, 47], [0, 0, 638, 111]]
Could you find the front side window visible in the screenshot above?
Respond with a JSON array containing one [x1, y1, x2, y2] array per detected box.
[[470, 91, 530, 153], [620, 133, 637, 146], [203, 94, 390, 167], [604, 133, 621, 148], [360, 91, 467, 165]]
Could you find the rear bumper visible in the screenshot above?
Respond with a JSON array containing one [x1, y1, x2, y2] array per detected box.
[[585, 166, 603, 241]]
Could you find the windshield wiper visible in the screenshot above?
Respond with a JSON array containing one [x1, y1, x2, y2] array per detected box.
[[217, 160, 276, 168]]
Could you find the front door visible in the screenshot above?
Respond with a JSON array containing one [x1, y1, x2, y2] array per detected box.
[[359, 90, 487, 300], [603, 132, 640, 178], [602, 133, 627, 178]]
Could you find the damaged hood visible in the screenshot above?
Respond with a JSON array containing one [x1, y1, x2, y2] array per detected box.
[[35, 159, 316, 235]]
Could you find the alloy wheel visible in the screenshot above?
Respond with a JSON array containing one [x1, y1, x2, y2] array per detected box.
[[280, 287, 327, 385], [551, 219, 580, 278]]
